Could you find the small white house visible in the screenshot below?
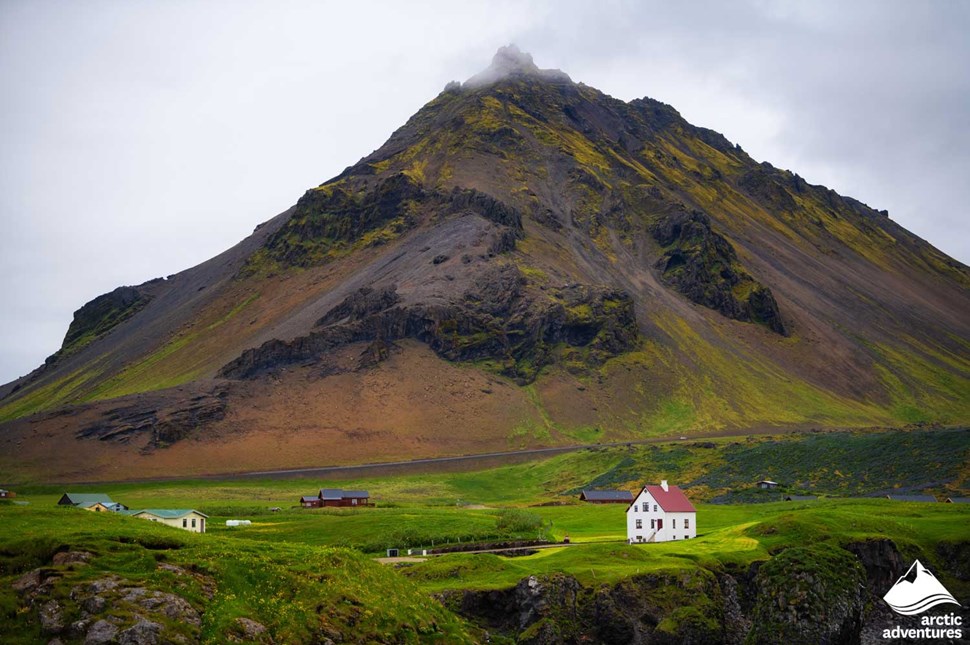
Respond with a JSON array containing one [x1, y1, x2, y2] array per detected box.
[[626, 480, 697, 543], [127, 509, 208, 533]]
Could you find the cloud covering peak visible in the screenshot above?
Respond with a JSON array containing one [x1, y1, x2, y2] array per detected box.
[[464, 44, 571, 88]]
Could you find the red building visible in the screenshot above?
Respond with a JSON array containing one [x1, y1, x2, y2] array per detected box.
[[298, 489, 372, 508]]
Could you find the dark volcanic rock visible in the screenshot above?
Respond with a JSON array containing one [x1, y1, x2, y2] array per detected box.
[[55, 286, 152, 360], [440, 569, 724, 644], [936, 540, 970, 581], [249, 177, 524, 275], [746, 545, 864, 645], [650, 208, 786, 335], [257, 173, 425, 270], [316, 286, 402, 327], [74, 387, 227, 449], [844, 539, 906, 593], [220, 265, 638, 383]]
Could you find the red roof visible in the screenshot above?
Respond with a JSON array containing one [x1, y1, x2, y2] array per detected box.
[[643, 485, 696, 513]]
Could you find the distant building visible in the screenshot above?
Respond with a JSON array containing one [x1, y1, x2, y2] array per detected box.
[[57, 493, 127, 510], [320, 489, 371, 507], [756, 480, 779, 490], [945, 497, 970, 504], [579, 489, 634, 504], [78, 501, 126, 513], [886, 495, 937, 502], [125, 509, 207, 533], [627, 480, 696, 543], [785, 495, 817, 502], [0, 489, 15, 498], [299, 489, 372, 508]]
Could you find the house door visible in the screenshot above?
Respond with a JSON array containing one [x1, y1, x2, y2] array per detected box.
[[657, 519, 663, 530]]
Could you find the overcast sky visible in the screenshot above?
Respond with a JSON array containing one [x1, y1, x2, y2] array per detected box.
[[1, 0, 968, 385]]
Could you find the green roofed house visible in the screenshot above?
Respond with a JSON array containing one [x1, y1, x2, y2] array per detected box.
[[126, 509, 208, 533], [57, 493, 127, 511]]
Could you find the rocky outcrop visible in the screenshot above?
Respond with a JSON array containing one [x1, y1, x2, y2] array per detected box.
[[439, 569, 725, 644], [53, 285, 153, 361], [650, 208, 787, 335], [230, 617, 274, 644], [74, 386, 228, 449], [739, 545, 865, 645], [247, 174, 525, 275], [936, 540, 970, 581], [438, 541, 949, 644], [11, 555, 212, 644], [220, 265, 638, 383], [254, 173, 426, 270]]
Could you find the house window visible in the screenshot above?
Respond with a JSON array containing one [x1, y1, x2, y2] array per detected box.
[[673, 535, 677, 539], [650, 519, 655, 529], [653, 504, 657, 512], [182, 519, 187, 528], [636, 519, 642, 529], [672, 519, 676, 529], [191, 519, 197, 528], [634, 504, 638, 512], [685, 518, 690, 529], [685, 535, 689, 540]]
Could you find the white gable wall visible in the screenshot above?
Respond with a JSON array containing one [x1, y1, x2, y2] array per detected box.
[[626, 488, 696, 543], [134, 511, 207, 533]]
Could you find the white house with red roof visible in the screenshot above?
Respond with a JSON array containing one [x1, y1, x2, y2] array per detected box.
[[626, 480, 696, 543]]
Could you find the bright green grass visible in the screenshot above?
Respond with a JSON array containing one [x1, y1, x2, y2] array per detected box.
[[0, 506, 476, 643], [401, 499, 970, 593], [3, 456, 968, 641]]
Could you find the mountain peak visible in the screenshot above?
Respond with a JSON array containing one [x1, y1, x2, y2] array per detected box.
[[463, 45, 571, 88]]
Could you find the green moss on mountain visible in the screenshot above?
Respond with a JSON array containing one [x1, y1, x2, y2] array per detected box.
[[56, 286, 153, 359]]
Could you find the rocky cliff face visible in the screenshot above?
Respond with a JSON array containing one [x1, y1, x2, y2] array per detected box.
[[54, 284, 156, 361]]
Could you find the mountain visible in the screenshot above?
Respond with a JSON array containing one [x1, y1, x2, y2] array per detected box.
[[1, 46, 968, 482]]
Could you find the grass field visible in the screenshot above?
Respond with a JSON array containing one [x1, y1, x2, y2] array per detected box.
[[2, 427, 968, 642]]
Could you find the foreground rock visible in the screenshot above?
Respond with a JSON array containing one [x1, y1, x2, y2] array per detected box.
[[10, 555, 209, 644], [434, 539, 968, 644]]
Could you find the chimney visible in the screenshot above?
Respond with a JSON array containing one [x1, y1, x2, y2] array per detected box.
[[661, 480, 668, 492]]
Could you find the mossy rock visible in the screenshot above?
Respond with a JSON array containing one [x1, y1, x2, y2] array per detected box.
[[746, 544, 864, 645]]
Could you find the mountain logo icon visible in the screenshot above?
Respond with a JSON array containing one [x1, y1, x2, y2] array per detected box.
[[883, 560, 961, 615]]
